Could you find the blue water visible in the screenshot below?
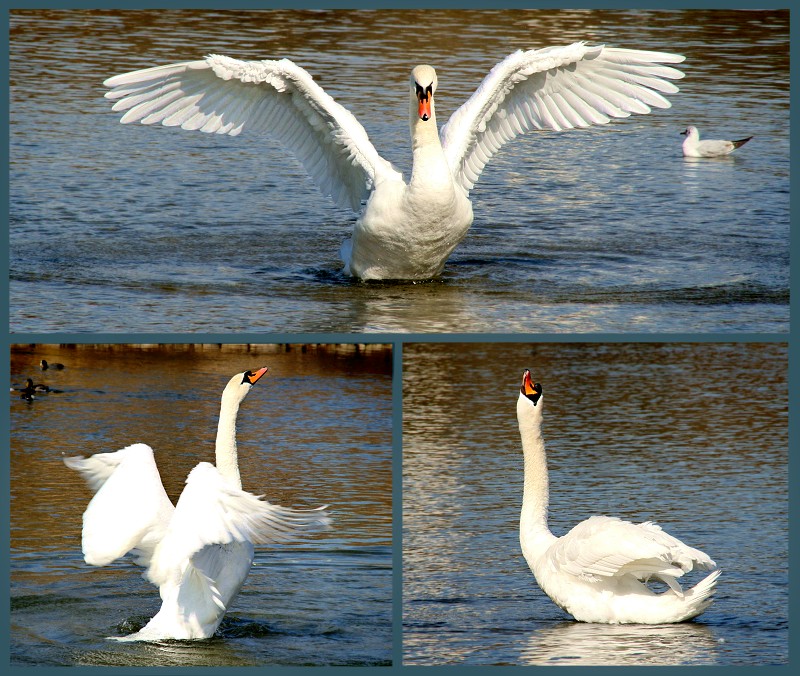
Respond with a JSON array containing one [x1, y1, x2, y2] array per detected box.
[[402, 342, 788, 666], [8, 9, 789, 332], [9, 344, 393, 666]]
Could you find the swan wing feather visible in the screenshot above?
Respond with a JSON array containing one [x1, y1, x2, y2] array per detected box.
[[64, 443, 175, 567], [104, 55, 402, 211], [552, 515, 715, 582], [441, 43, 685, 194], [147, 462, 330, 588]]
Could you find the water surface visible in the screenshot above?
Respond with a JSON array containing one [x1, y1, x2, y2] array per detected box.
[[8, 9, 789, 332], [10, 343, 393, 666], [402, 342, 787, 665]]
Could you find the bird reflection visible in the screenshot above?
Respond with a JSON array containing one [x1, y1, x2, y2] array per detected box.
[[519, 620, 720, 666]]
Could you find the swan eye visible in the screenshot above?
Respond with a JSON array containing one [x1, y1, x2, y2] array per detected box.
[[415, 83, 433, 101]]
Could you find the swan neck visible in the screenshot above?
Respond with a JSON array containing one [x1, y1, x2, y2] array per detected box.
[[215, 389, 243, 489], [410, 115, 440, 148], [519, 405, 550, 535], [409, 109, 454, 199]]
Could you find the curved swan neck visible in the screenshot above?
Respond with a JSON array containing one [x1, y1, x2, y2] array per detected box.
[[215, 386, 245, 489], [518, 395, 550, 535]]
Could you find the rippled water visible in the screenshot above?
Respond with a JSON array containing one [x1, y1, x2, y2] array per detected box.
[[10, 344, 392, 666], [402, 342, 788, 665], [8, 9, 789, 332]]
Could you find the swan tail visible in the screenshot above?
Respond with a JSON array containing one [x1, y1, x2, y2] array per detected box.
[[657, 568, 721, 623], [686, 568, 721, 607]]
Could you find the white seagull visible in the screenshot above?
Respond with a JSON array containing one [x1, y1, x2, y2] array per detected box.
[[516, 369, 720, 624], [680, 125, 752, 158], [104, 44, 685, 280], [64, 367, 330, 640]]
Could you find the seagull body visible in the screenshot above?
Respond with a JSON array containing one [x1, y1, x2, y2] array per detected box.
[[104, 44, 685, 280], [681, 125, 752, 158]]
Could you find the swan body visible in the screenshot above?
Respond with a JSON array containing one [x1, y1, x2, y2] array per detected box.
[[103, 44, 685, 280], [517, 369, 719, 624], [681, 125, 752, 157], [64, 367, 330, 640]]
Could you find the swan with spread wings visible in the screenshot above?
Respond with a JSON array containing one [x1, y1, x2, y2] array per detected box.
[[104, 43, 684, 280]]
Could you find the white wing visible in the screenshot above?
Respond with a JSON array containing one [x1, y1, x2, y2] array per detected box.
[[441, 43, 685, 195], [64, 443, 175, 567], [551, 516, 715, 589], [146, 461, 330, 589], [103, 55, 403, 211], [697, 139, 738, 155]]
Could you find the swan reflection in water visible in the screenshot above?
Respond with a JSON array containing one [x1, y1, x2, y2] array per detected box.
[[520, 621, 720, 666]]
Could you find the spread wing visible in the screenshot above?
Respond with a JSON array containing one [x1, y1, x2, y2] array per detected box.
[[64, 443, 175, 567], [103, 55, 403, 211], [441, 43, 685, 195], [146, 461, 331, 589]]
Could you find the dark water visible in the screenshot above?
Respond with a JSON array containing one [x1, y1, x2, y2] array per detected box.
[[8, 9, 789, 333], [9, 344, 393, 666], [402, 342, 788, 665]]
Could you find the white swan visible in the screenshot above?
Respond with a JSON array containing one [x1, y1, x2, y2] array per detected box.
[[103, 43, 685, 280], [64, 366, 330, 640], [681, 125, 752, 157], [516, 369, 720, 624]]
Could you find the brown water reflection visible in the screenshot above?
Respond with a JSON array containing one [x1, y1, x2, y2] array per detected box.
[[10, 8, 788, 121], [11, 343, 392, 556]]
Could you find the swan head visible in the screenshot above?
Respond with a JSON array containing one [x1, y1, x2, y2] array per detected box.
[[517, 369, 543, 419], [410, 65, 438, 122], [681, 125, 698, 138], [223, 365, 269, 403]]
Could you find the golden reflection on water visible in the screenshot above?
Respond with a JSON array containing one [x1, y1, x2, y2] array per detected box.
[[10, 343, 393, 557], [10, 8, 788, 106]]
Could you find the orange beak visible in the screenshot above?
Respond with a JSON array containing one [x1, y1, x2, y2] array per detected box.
[[247, 366, 269, 385], [522, 370, 537, 396], [418, 95, 432, 121]]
